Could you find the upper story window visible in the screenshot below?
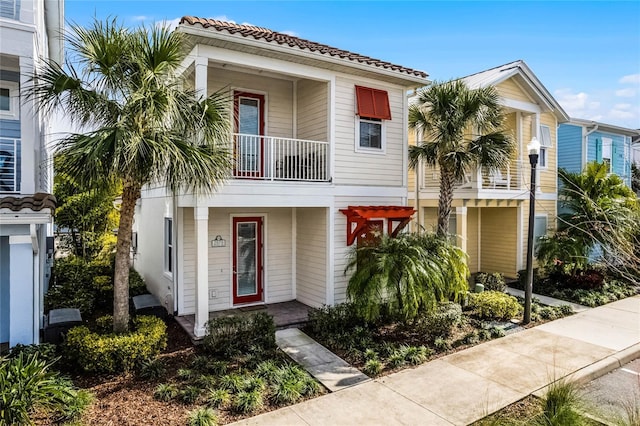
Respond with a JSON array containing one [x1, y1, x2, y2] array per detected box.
[[0, 0, 19, 20], [355, 86, 391, 153], [0, 82, 19, 119], [539, 125, 552, 168], [602, 137, 613, 173], [164, 218, 173, 275]]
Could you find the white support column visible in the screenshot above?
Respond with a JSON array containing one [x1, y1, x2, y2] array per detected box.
[[20, 56, 36, 193], [193, 206, 209, 338], [455, 207, 468, 255], [9, 235, 35, 346], [326, 203, 335, 306], [291, 208, 297, 299], [194, 56, 208, 100]]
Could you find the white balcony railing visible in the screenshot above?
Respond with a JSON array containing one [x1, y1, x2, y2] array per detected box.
[[0, 138, 20, 193], [232, 133, 330, 182], [421, 160, 524, 192]]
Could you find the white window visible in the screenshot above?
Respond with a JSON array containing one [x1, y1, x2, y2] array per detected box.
[[355, 86, 391, 153], [538, 125, 552, 169], [358, 118, 383, 150], [602, 137, 613, 173], [533, 215, 548, 252], [0, 82, 18, 119], [164, 218, 173, 275]]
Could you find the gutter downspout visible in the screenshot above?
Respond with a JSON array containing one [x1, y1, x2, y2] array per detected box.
[[30, 224, 39, 343], [44, 0, 64, 65]]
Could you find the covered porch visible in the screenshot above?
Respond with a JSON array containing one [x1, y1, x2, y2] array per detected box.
[[174, 300, 312, 341]]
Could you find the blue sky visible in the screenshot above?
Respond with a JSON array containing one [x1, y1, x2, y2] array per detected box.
[[65, 1, 640, 128]]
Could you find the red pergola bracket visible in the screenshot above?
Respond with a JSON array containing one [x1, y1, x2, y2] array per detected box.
[[339, 206, 416, 246]]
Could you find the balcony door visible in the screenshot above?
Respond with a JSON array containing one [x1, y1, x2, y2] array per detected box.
[[234, 91, 265, 177], [233, 217, 263, 305]]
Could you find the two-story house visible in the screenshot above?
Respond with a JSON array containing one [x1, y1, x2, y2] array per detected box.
[[0, 0, 63, 348], [408, 60, 569, 279], [558, 118, 639, 187], [133, 17, 429, 338]]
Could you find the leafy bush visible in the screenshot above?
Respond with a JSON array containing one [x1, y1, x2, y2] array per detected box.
[[154, 383, 178, 402], [475, 272, 506, 292], [434, 337, 451, 352], [8, 343, 58, 365], [232, 389, 264, 414], [207, 389, 231, 409], [362, 359, 383, 377], [219, 373, 246, 393], [177, 368, 195, 381], [565, 269, 605, 290], [203, 312, 276, 358], [417, 301, 462, 338], [187, 407, 218, 426], [139, 358, 166, 380], [307, 303, 368, 341], [64, 315, 167, 374], [534, 379, 583, 426], [0, 353, 89, 425], [179, 386, 201, 404], [469, 291, 522, 320]]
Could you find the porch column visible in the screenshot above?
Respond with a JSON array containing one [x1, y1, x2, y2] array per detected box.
[[455, 207, 468, 255], [194, 206, 209, 338], [194, 56, 208, 99], [9, 235, 35, 346]]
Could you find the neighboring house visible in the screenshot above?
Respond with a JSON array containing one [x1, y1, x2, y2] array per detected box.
[[558, 119, 639, 187], [408, 60, 569, 279], [0, 0, 63, 348], [133, 17, 429, 337]]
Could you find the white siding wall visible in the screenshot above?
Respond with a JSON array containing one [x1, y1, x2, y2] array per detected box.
[[296, 79, 328, 142], [333, 196, 404, 304], [133, 195, 174, 312], [181, 207, 294, 314], [295, 208, 327, 307], [208, 68, 293, 139], [333, 76, 405, 187]]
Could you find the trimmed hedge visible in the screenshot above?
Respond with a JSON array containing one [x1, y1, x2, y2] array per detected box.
[[417, 301, 462, 338], [469, 291, 522, 320], [203, 312, 276, 358], [64, 315, 167, 374]]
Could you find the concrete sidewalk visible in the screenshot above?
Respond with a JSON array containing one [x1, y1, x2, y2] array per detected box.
[[231, 295, 640, 426]]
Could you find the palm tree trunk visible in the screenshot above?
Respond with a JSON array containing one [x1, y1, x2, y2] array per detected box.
[[112, 182, 140, 333], [438, 169, 455, 237]]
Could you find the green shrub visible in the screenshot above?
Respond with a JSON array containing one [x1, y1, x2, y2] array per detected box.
[[476, 272, 506, 292], [478, 329, 492, 340], [307, 303, 368, 341], [0, 353, 89, 425], [179, 386, 201, 404], [139, 358, 166, 380], [95, 315, 113, 333], [558, 305, 573, 316], [203, 312, 276, 358], [8, 343, 58, 365], [255, 360, 280, 382], [534, 379, 583, 426], [363, 348, 378, 361], [177, 368, 195, 381], [153, 383, 178, 402], [434, 337, 451, 352], [187, 407, 218, 426], [469, 291, 523, 320], [362, 359, 383, 377], [489, 327, 506, 338], [461, 330, 480, 345], [194, 375, 217, 389], [232, 389, 264, 414], [207, 388, 231, 409], [418, 301, 463, 338], [271, 378, 304, 405], [219, 373, 246, 393], [64, 315, 167, 374]]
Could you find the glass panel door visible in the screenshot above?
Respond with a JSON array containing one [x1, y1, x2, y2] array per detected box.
[[233, 217, 263, 304], [234, 92, 264, 177]]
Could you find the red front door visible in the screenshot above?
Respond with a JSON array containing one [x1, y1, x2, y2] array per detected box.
[[234, 91, 265, 178], [233, 217, 263, 304]]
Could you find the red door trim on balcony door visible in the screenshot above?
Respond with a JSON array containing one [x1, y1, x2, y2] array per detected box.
[[234, 91, 265, 177]]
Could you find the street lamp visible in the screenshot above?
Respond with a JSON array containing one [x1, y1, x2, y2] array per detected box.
[[523, 137, 540, 325]]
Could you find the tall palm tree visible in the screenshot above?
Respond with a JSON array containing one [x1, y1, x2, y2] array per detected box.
[[345, 232, 469, 322], [408, 80, 515, 236], [30, 19, 232, 332]]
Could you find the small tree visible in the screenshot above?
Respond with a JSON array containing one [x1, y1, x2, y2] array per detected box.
[[345, 232, 469, 322]]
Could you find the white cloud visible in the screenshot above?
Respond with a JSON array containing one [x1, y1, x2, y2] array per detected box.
[[615, 88, 636, 97], [554, 88, 600, 113], [280, 30, 299, 37], [156, 18, 181, 31], [609, 109, 635, 120], [614, 103, 632, 110], [619, 74, 640, 84], [131, 15, 151, 22]]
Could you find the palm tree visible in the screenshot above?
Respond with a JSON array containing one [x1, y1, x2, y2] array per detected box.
[[345, 232, 469, 322], [30, 19, 232, 332], [408, 80, 515, 236]]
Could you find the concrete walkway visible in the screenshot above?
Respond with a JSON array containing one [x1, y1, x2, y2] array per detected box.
[[505, 286, 590, 313], [276, 328, 370, 392], [231, 295, 640, 426]]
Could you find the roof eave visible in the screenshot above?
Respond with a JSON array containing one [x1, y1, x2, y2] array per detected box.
[[568, 118, 640, 136], [177, 25, 430, 87]]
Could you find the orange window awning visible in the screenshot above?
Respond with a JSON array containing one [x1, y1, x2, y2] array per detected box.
[[355, 86, 391, 120], [339, 205, 415, 245]]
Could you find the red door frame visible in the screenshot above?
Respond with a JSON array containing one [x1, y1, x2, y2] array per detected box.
[[232, 217, 263, 304], [234, 91, 265, 178]]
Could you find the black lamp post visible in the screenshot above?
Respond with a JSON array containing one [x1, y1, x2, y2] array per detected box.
[[523, 137, 540, 325]]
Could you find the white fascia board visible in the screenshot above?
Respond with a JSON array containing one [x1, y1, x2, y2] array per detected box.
[[0, 24, 36, 57], [501, 98, 541, 114], [180, 27, 429, 87], [0, 212, 53, 225]]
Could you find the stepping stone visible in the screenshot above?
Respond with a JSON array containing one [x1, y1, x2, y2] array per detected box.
[[276, 328, 370, 392]]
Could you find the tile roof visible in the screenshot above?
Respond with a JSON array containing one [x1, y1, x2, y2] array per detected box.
[[179, 16, 428, 79], [0, 192, 56, 213]]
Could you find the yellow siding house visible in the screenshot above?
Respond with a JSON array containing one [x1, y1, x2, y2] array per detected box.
[[408, 60, 569, 278]]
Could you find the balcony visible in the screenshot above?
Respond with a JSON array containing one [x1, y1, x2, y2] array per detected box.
[[0, 138, 19, 193], [420, 160, 525, 198], [232, 134, 330, 183]]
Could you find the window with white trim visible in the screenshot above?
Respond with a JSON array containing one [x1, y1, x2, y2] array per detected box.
[[539, 125, 552, 168], [355, 86, 391, 153], [533, 215, 548, 252], [0, 82, 18, 119], [164, 218, 173, 275], [602, 137, 613, 173]]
